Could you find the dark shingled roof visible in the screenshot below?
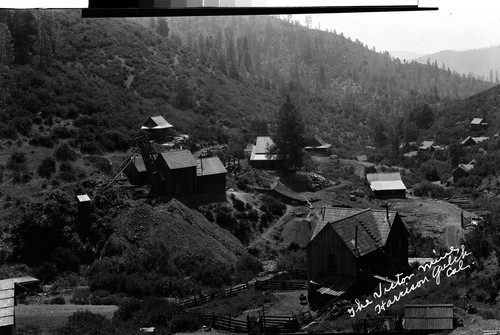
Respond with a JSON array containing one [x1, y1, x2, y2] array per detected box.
[[159, 150, 196, 170], [197, 156, 227, 176], [310, 207, 400, 258]]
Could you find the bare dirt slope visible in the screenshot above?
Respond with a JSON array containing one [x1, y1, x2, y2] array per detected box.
[[390, 196, 474, 248], [112, 198, 245, 265]]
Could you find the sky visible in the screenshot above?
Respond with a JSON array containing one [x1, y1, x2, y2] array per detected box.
[[1, 0, 499, 55]]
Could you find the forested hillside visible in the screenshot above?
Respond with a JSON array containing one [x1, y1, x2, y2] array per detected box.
[[0, 10, 493, 158]]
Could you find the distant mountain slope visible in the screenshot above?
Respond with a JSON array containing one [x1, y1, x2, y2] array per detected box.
[[416, 45, 500, 81], [389, 51, 422, 61]]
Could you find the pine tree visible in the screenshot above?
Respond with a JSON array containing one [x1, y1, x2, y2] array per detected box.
[[271, 95, 306, 170], [0, 23, 14, 64]]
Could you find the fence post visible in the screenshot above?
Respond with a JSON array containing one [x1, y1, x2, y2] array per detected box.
[[229, 315, 232, 329], [212, 312, 215, 328], [230, 286, 233, 296]]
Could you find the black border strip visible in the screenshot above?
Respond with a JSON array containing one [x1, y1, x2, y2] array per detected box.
[[82, 6, 438, 18]]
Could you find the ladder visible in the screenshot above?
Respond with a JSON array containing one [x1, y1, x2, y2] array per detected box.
[[105, 147, 140, 187], [357, 218, 382, 250]]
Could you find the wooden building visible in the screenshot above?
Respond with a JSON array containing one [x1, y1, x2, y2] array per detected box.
[[123, 156, 149, 185], [453, 162, 474, 183], [197, 156, 227, 194], [249, 136, 282, 170], [304, 135, 332, 154], [155, 150, 197, 198], [461, 136, 489, 147], [366, 172, 407, 199], [404, 304, 455, 331], [141, 116, 174, 141], [0, 277, 39, 335], [307, 207, 409, 308], [471, 118, 488, 132]]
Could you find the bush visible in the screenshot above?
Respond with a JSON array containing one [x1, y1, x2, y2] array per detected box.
[[37, 156, 56, 179], [57, 311, 113, 335], [261, 195, 285, 216], [58, 162, 75, 182], [55, 143, 77, 161], [193, 261, 232, 287], [49, 296, 66, 304], [233, 198, 245, 212], [236, 253, 263, 274], [413, 182, 453, 199]]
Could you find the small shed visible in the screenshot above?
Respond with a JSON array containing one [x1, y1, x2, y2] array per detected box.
[[366, 172, 407, 199], [453, 163, 474, 183], [404, 304, 455, 330], [356, 155, 368, 162], [197, 156, 227, 194], [141, 116, 174, 141], [250, 136, 282, 170], [155, 150, 197, 197], [471, 118, 488, 131], [123, 156, 149, 185], [461, 136, 489, 147], [0, 277, 39, 335], [419, 141, 435, 151]]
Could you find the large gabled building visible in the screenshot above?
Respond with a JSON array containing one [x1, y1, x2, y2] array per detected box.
[[249, 136, 282, 170], [155, 150, 197, 197], [141, 116, 174, 140], [307, 207, 409, 308]]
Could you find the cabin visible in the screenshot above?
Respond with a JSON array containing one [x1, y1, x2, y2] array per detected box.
[[0, 277, 39, 335], [471, 118, 488, 132], [356, 155, 368, 162], [141, 116, 174, 141], [461, 136, 489, 147], [366, 172, 407, 199], [419, 141, 435, 151], [123, 156, 149, 185], [453, 162, 474, 183], [197, 156, 227, 195], [250, 136, 282, 170], [307, 207, 409, 308], [304, 135, 332, 154], [155, 150, 197, 198], [404, 304, 455, 331]]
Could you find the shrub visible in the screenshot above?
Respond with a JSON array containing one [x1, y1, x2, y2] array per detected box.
[[49, 296, 66, 304], [37, 156, 56, 179], [261, 195, 285, 216], [193, 261, 232, 287], [413, 182, 453, 199], [58, 162, 75, 182], [248, 209, 259, 222], [57, 311, 113, 335], [233, 198, 245, 212], [236, 253, 263, 274], [55, 143, 77, 161]]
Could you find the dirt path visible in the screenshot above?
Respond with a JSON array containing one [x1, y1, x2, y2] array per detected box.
[[248, 205, 293, 249]]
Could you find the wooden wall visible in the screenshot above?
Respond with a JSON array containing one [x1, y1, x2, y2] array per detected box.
[[405, 305, 454, 330], [307, 225, 356, 281]]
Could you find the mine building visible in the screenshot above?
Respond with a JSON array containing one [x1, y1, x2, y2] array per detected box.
[[306, 207, 409, 308], [155, 150, 197, 198], [366, 172, 407, 199], [249, 136, 282, 170], [123, 155, 149, 185], [141, 116, 174, 141]]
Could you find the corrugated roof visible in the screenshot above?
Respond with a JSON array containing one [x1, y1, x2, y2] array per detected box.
[[471, 118, 483, 124], [197, 156, 227, 176], [420, 141, 434, 149], [159, 150, 196, 169], [315, 276, 356, 296], [76, 194, 91, 202], [141, 116, 173, 130], [366, 172, 406, 191], [370, 180, 407, 191]]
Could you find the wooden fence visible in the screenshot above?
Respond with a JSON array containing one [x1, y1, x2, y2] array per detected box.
[[254, 279, 308, 291], [195, 310, 313, 334], [352, 317, 402, 333], [178, 282, 249, 308]]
